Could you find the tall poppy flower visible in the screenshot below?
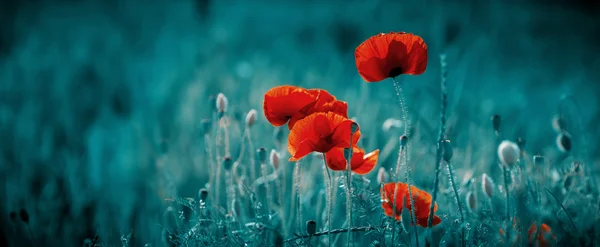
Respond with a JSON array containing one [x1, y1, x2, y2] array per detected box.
[[354, 32, 428, 82], [263, 85, 348, 129], [287, 112, 360, 161], [325, 146, 379, 174], [527, 223, 555, 247], [380, 182, 441, 227]]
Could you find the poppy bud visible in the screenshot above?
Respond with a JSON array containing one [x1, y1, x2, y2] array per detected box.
[[533, 155, 545, 166], [498, 140, 520, 169], [216, 93, 228, 113], [466, 191, 476, 212], [442, 140, 453, 162], [516, 137, 526, 150], [377, 167, 389, 184], [350, 122, 359, 133], [201, 119, 212, 135], [482, 173, 494, 198], [306, 220, 317, 235], [9, 211, 16, 221], [556, 132, 571, 152], [269, 149, 280, 170], [222, 156, 233, 170], [198, 188, 208, 202], [245, 109, 257, 127], [257, 148, 267, 164], [19, 208, 29, 223], [491, 114, 501, 134], [399, 135, 408, 147], [552, 115, 566, 132]]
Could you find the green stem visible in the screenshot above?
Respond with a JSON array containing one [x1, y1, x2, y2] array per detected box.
[[446, 160, 465, 246], [324, 157, 333, 247]]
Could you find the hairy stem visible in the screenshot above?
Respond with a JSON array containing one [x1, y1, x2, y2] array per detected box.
[[294, 160, 302, 232], [446, 160, 465, 246], [428, 54, 448, 229], [260, 161, 271, 215], [344, 129, 356, 247], [324, 157, 333, 247], [503, 166, 511, 242]]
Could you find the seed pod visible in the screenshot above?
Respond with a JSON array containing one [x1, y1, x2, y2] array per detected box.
[[399, 135, 408, 147], [216, 93, 228, 113], [306, 220, 317, 235], [257, 148, 267, 164], [556, 132, 572, 152], [491, 114, 501, 134], [222, 156, 233, 170], [201, 119, 212, 135], [533, 155, 545, 166], [498, 140, 520, 169], [19, 208, 29, 223], [269, 149, 280, 170], [442, 140, 453, 162], [245, 109, 257, 127], [377, 167, 389, 184], [198, 188, 208, 202], [482, 173, 494, 198], [466, 191, 476, 212]]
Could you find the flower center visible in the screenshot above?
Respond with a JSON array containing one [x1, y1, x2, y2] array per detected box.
[[389, 67, 403, 78]]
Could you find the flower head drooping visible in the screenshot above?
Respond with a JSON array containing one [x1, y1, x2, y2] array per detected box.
[[380, 182, 442, 227], [287, 112, 360, 161], [498, 140, 520, 169], [245, 109, 257, 128], [355, 32, 428, 82]]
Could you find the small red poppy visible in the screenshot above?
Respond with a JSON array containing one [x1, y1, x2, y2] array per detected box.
[[355, 32, 428, 82], [287, 112, 360, 162], [324, 146, 379, 175], [527, 223, 555, 247], [380, 182, 441, 227], [263, 86, 348, 129]]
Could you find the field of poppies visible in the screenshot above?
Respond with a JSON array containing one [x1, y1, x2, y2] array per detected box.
[[1, 0, 600, 246]]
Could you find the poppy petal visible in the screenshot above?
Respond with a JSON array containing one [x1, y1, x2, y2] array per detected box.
[[351, 149, 379, 175], [263, 85, 316, 126]]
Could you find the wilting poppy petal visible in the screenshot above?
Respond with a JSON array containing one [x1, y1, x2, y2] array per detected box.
[[528, 223, 554, 247], [355, 32, 428, 82], [288, 112, 360, 161], [263, 85, 316, 126], [380, 182, 441, 227], [325, 147, 379, 174]]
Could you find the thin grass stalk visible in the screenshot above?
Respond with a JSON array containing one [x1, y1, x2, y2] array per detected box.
[[247, 130, 256, 181], [392, 146, 404, 246], [205, 133, 216, 203], [215, 119, 224, 207], [404, 149, 419, 247], [428, 54, 448, 229], [323, 157, 333, 247], [446, 160, 465, 246], [260, 160, 271, 215]]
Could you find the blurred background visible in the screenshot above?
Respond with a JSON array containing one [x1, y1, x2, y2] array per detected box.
[[1, 0, 599, 246]]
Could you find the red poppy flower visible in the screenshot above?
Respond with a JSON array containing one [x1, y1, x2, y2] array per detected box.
[[325, 146, 379, 175], [380, 182, 441, 227], [263, 86, 348, 129], [355, 32, 428, 82], [288, 89, 348, 129], [527, 223, 555, 247], [287, 112, 360, 161]]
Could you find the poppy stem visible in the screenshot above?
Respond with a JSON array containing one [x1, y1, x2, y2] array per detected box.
[[446, 160, 465, 246], [503, 166, 511, 242], [323, 156, 333, 247], [344, 123, 357, 247], [428, 54, 448, 230], [294, 160, 302, 233]]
